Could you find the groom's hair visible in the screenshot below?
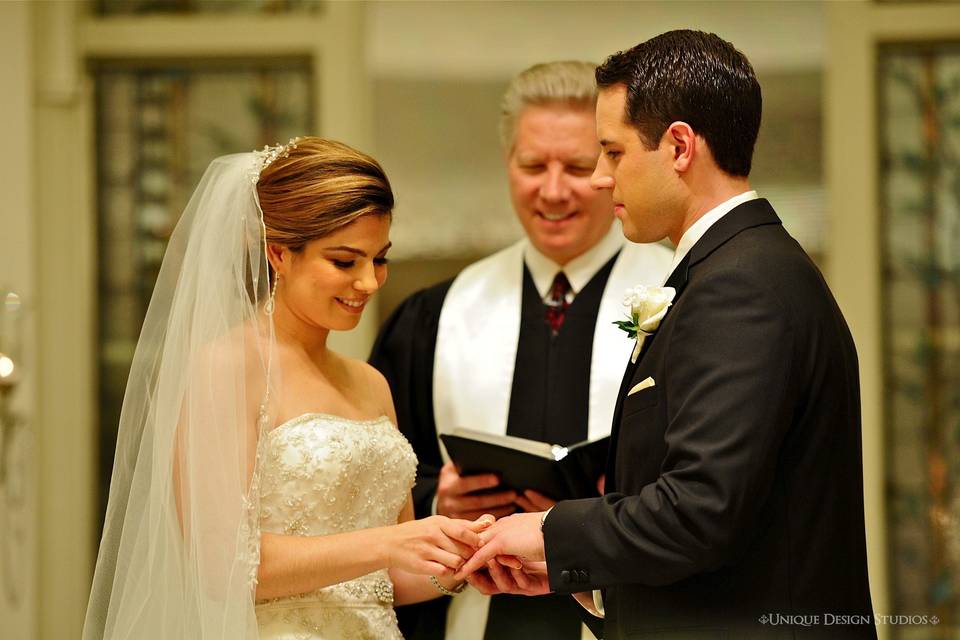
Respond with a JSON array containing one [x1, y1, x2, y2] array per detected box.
[[596, 30, 761, 177]]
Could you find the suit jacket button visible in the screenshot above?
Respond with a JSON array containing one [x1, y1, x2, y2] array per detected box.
[[561, 570, 571, 584], [578, 570, 589, 583]]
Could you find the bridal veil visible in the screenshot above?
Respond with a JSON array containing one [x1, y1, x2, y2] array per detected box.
[[83, 149, 287, 638]]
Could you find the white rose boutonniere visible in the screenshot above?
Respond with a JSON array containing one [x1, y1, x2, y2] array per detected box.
[[614, 285, 676, 363]]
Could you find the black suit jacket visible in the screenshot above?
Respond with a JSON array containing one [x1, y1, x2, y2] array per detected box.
[[543, 200, 876, 639]]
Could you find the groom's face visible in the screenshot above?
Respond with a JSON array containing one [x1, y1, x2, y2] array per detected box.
[[592, 85, 681, 244]]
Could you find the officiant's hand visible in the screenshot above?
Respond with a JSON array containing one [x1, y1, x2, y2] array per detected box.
[[436, 462, 517, 520], [455, 511, 545, 580], [515, 489, 556, 513]]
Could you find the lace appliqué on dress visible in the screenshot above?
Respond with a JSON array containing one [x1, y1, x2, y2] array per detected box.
[[254, 413, 417, 640], [239, 404, 272, 592]]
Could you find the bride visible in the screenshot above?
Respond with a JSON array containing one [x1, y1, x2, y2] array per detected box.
[[83, 137, 487, 639]]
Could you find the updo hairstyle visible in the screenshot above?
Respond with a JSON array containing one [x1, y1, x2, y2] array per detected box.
[[256, 137, 394, 252]]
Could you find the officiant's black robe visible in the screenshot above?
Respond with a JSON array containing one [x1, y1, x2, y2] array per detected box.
[[370, 257, 619, 640]]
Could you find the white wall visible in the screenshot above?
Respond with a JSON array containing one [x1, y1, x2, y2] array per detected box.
[[368, 0, 824, 79], [366, 2, 827, 264]]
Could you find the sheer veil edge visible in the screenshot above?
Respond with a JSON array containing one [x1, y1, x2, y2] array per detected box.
[[83, 152, 278, 639]]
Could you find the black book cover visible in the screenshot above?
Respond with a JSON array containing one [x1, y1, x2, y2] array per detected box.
[[439, 429, 609, 501]]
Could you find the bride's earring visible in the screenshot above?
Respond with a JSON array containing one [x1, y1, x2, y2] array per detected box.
[[265, 273, 279, 315]]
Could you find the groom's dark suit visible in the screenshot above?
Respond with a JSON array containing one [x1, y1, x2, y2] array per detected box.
[[543, 199, 876, 639]]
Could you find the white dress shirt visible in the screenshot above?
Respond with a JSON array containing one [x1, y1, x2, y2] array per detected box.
[[664, 190, 758, 282], [524, 221, 626, 303]]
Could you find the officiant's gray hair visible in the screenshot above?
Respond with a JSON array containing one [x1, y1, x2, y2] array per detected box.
[[499, 60, 598, 150]]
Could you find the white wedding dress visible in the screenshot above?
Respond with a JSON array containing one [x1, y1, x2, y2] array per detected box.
[[254, 413, 417, 639]]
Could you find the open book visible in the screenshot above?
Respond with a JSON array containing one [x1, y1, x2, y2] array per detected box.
[[439, 428, 610, 501]]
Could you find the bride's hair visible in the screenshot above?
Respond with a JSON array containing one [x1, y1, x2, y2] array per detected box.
[[256, 136, 394, 251]]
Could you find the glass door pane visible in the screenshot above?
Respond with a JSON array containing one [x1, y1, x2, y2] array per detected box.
[[880, 42, 960, 637], [94, 60, 312, 529]]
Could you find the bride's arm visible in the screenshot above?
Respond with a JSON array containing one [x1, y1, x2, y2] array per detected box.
[[256, 527, 392, 600], [255, 509, 480, 601], [255, 362, 482, 602], [363, 360, 482, 605]]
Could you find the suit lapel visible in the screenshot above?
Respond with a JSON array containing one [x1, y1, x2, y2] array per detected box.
[[686, 198, 780, 268], [605, 253, 690, 490], [603, 199, 781, 491]]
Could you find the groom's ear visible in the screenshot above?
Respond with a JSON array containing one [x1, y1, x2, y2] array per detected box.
[[665, 121, 696, 173]]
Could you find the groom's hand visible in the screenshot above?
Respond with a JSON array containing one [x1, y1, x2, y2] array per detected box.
[[437, 463, 517, 520], [464, 559, 551, 596], [455, 511, 546, 580]]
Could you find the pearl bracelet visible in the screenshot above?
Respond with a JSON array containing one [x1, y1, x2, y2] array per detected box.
[[430, 575, 467, 596]]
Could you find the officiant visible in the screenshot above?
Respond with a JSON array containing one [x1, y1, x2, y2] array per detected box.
[[369, 60, 671, 640]]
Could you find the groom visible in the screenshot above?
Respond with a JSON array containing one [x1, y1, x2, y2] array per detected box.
[[458, 30, 876, 639]]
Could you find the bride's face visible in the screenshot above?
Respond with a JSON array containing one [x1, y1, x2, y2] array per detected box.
[[271, 214, 391, 332]]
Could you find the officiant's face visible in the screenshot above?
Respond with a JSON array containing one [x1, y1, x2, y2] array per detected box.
[[506, 104, 614, 266]]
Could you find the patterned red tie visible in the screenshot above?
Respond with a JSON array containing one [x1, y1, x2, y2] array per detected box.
[[545, 271, 571, 336]]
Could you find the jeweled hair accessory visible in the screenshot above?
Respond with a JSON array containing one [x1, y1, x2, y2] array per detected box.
[[250, 137, 300, 184]]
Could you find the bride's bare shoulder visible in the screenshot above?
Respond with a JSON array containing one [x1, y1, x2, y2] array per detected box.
[[186, 323, 270, 386], [185, 324, 243, 369], [205, 322, 259, 358], [180, 324, 270, 424], [334, 354, 396, 423]]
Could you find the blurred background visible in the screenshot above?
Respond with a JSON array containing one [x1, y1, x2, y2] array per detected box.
[[0, 1, 958, 638]]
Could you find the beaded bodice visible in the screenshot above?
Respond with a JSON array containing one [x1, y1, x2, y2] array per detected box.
[[258, 413, 416, 537], [254, 414, 416, 640]]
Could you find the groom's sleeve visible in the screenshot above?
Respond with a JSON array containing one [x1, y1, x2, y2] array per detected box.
[[543, 267, 797, 590], [369, 281, 453, 519]]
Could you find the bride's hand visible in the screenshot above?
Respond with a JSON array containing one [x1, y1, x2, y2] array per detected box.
[[384, 515, 491, 576], [473, 513, 497, 529]]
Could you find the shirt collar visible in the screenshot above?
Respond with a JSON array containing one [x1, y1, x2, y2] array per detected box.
[[524, 221, 625, 300], [666, 190, 758, 281]]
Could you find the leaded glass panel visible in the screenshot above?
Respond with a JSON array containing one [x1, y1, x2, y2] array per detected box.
[[881, 42, 960, 638], [95, 0, 323, 16], [94, 61, 312, 527]]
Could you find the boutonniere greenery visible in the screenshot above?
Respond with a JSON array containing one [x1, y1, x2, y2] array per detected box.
[[614, 285, 676, 363]]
